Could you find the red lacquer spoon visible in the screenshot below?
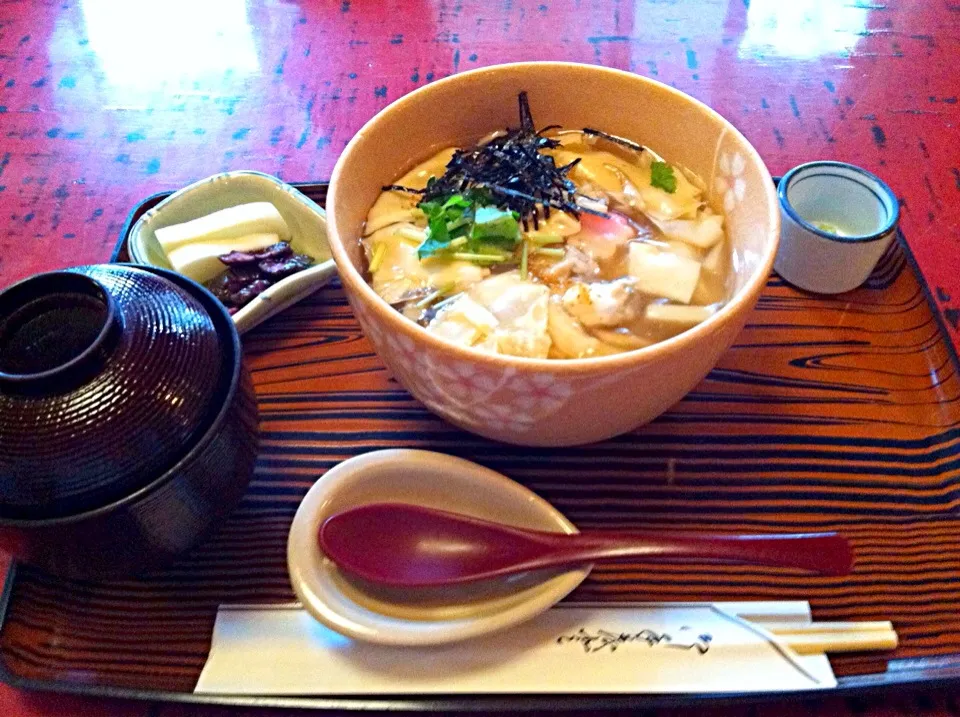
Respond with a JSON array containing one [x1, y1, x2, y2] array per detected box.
[[319, 502, 853, 587]]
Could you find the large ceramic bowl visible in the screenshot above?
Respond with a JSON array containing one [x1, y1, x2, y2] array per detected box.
[[0, 264, 259, 578], [326, 62, 779, 446]]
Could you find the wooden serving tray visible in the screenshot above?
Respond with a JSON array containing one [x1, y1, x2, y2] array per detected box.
[[1, 183, 958, 710]]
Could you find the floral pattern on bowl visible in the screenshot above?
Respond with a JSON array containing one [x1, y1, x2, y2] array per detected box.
[[348, 291, 734, 446], [715, 150, 748, 214]]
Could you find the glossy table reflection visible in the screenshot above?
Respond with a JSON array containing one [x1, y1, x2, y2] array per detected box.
[[0, 0, 958, 715]]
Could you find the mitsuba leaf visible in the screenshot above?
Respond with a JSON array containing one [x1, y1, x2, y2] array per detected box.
[[650, 161, 678, 194]]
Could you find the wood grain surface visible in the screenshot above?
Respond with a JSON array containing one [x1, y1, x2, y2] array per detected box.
[[1, 186, 958, 709]]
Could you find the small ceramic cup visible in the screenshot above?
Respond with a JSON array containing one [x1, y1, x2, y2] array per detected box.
[[774, 161, 899, 294]]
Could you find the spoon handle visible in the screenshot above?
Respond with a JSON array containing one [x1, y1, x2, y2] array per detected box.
[[537, 531, 853, 576]]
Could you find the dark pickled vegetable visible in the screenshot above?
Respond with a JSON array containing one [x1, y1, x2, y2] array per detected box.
[[219, 251, 259, 265], [206, 241, 313, 313], [254, 242, 294, 260], [259, 254, 313, 279]]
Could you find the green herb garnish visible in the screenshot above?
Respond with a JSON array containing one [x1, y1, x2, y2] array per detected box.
[[417, 192, 521, 263], [650, 161, 677, 194], [532, 247, 565, 258], [385, 92, 610, 238], [471, 206, 520, 244], [368, 242, 387, 272], [417, 195, 468, 259]]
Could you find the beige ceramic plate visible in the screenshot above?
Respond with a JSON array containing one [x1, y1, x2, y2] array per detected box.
[[287, 449, 590, 645], [128, 170, 336, 334]]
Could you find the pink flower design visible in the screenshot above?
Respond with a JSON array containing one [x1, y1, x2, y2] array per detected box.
[[386, 332, 420, 371], [428, 359, 512, 405], [505, 373, 574, 413], [470, 403, 536, 433], [715, 151, 746, 214]]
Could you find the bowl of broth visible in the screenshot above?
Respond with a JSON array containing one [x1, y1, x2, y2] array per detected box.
[[327, 62, 779, 446]]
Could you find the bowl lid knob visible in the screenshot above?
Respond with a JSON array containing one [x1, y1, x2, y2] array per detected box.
[[0, 272, 121, 392]]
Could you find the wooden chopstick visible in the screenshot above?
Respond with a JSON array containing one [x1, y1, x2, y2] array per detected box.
[[770, 621, 893, 635], [768, 622, 898, 655]]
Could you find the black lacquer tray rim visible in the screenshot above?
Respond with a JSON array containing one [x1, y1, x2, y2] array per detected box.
[[1, 179, 959, 712]]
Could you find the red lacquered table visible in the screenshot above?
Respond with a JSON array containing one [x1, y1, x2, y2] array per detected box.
[[1, 1, 958, 715]]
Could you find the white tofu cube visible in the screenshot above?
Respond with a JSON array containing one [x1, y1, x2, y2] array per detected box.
[[703, 241, 726, 274], [654, 213, 725, 249]]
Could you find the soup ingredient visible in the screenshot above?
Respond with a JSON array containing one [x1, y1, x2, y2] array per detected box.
[[394, 93, 588, 230], [427, 271, 550, 358], [417, 193, 522, 261], [561, 279, 638, 327], [650, 213, 724, 249], [207, 241, 313, 314], [572, 211, 636, 261], [645, 303, 717, 327], [166, 232, 279, 284], [155, 201, 291, 253], [628, 243, 701, 304], [649, 161, 677, 193], [546, 298, 619, 358], [364, 224, 488, 306], [427, 295, 499, 353]]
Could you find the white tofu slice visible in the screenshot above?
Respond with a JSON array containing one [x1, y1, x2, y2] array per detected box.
[[523, 209, 581, 240], [662, 238, 703, 261], [363, 207, 423, 236], [363, 148, 455, 235], [561, 279, 637, 328], [166, 233, 279, 284], [610, 153, 702, 222], [155, 202, 290, 252], [645, 303, 717, 327], [364, 226, 430, 304], [428, 259, 489, 294], [628, 242, 702, 304], [426, 295, 499, 352], [551, 143, 703, 222]]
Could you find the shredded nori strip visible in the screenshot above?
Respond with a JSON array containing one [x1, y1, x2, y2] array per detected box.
[[582, 127, 647, 153], [383, 92, 609, 226], [382, 184, 424, 195]]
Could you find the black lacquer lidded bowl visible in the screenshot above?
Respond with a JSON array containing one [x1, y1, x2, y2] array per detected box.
[[0, 264, 259, 579]]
